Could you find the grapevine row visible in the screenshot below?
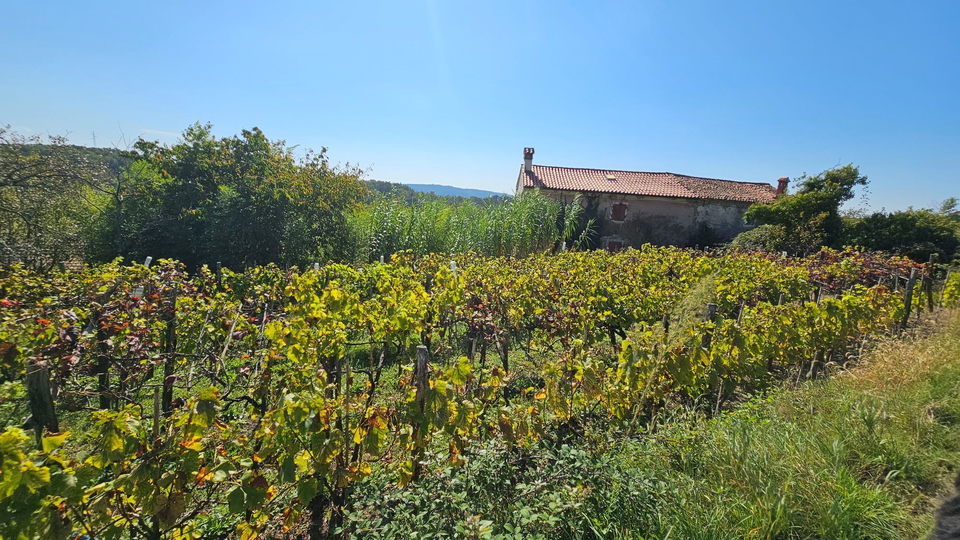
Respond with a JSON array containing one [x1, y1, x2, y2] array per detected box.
[[0, 247, 928, 539]]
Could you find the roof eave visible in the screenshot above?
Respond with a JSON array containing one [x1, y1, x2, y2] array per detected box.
[[527, 185, 772, 204]]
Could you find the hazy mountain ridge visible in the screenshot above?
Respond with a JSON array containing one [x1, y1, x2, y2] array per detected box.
[[403, 183, 510, 198], [364, 179, 511, 205]]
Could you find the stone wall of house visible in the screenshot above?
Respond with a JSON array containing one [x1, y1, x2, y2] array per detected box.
[[543, 189, 755, 250]]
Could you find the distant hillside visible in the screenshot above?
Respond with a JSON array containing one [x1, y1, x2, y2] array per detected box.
[[363, 180, 510, 205], [23, 144, 131, 173], [404, 184, 509, 199]]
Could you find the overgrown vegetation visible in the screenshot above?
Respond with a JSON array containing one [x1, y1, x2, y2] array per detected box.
[[347, 190, 590, 260], [4, 125, 958, 268], [0, 124, 591, 269], [738, 164, 868, 255], [0, 127, 106, 271], [86, 123, 368, 269], [842, 199, 960, 263], [733, 165, 960, 263]]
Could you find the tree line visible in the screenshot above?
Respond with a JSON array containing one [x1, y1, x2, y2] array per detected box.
[[0, 123, 586, 272], [732, 164, 960, 263], [1, 123, 957, 272], [1, 124, 368, 270]]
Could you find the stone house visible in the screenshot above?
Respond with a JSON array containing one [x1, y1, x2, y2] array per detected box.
[[515, 148, 788, 251]]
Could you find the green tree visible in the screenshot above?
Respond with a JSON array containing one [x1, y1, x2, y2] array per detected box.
[[0, 126, 107, 271], [741, 164, 868, 254], [842, 202, 960, 263], [93, 123, 367, 269]]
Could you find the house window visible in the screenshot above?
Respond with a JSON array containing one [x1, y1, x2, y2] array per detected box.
[[611, 203, 627, 222], [606, 240, 623, 253]]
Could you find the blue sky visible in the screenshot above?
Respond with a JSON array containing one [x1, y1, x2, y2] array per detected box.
[[2, 0, 958, 211]]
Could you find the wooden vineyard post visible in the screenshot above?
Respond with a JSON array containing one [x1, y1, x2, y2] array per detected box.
[[26, 360, 59, 449], [926, 254, 937, 312], [95, 313, 112, 410], [498, 333, 510, 373], [412, 345, 429, 481], [421, 275, 435, 352], [91, 281, 121, 410], [901, 268, 918, 330], [215, 262, 223, 291], [466, 335, 477, 361], [415, 346, 429, 412], [701, 303, 717, 349], [152, 387, 161, 440], [162, 288, 178, 413]]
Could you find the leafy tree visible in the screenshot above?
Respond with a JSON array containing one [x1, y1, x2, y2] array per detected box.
[[939, 197, 959, 216], [742, 164, 868, 254], [0, 126, 107, 271], [92, 123, 367, 269], [842, 203, 960, 263]]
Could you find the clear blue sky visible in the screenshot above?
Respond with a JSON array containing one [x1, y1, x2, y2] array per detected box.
[[2, 1, 958, 211]]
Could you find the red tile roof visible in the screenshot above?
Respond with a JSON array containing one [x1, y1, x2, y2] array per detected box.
[[519, 165, 777, 203]]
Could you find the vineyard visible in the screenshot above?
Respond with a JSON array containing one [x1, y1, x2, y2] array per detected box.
[[0, 247, 947, 539]]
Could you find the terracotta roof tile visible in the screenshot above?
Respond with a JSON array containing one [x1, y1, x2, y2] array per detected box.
[[519, 165, 777, 204]]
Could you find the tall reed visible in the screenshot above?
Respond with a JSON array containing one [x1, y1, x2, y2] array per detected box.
[[348, 190, 591, 261]]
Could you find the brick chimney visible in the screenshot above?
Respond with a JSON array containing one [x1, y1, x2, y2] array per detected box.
[[775, 176, 789, 196], [523, 148, 535, 173]]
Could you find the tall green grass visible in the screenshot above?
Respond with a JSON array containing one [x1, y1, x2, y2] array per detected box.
[[347, 190, 591, 261]]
